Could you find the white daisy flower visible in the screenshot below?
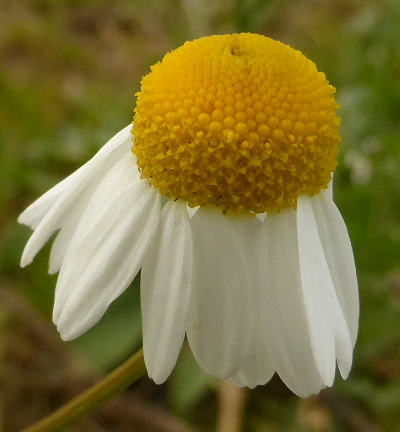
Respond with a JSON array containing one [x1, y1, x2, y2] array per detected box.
[[19, 33, 359, 397]]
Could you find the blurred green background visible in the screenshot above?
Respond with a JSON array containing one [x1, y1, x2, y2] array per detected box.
[[1, 0, 400, 431]]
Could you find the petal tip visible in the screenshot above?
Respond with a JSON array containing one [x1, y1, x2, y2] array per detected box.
[[57, 325, 79, 341], [18, 210, 36, 228], [146, 366, 170, 385], [338, 359, 352, 380], [150, 375, 167, 385], [20, 254, 31, 268], [17, 213, 27, 225], [48, 264, 59, 275]]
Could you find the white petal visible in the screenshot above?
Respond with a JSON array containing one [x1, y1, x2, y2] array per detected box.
[[229, 288, 275, 388], [53, 155, 161, 340], [255, 212, 266, 222], [186, 208, 252, 380], [19, 125, 133, 266], [326, 181, 333, 199], [18, 182, 71, 230], [297, 196, 353, 382], [19, 125, 132, 229], [311, 192, 359, 348], [229, 217, 274, 389], [48, 199, 86, 275], [256, 209, 326, 397], [186, 204, 199, 219], [141, 201, 193, 384], [18, 162, 87, 230]]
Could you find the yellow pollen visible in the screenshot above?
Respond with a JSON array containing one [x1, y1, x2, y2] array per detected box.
[[132, 33, 340, 214]]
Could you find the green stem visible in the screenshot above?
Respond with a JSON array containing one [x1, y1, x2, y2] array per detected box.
[[22, 348, 146, 432]]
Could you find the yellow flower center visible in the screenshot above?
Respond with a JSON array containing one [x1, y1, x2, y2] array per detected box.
[[132, 33, 340, 214]]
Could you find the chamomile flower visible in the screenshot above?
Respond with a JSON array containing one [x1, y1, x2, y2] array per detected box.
[[19, 33, 359, 397]]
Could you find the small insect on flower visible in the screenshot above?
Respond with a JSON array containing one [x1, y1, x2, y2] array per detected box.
[[19, 33, 358, 397]]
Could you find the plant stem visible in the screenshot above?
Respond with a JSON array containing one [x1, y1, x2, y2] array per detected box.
[[217, 380, 247, 432], [22, 348, 146, 432]]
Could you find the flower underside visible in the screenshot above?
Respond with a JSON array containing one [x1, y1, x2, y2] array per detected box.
[[132, 33, 340, 214]]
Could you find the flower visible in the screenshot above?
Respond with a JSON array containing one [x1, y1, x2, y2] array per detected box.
[[19, 33, 359, 397]]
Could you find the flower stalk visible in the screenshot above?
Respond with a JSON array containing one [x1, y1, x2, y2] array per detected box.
[[22, 348, 146, 432]]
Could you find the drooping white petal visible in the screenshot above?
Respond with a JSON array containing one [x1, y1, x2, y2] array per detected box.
[[186, 204, 199, 219], [229, 294, 275, 388], [141, 201, 193, 384], [19, 125, 133, 266], [53, 154, 161, 340], [229, 217, 274, 389], [311, 192, 359, 348], [17, 163, 86, 230], [297, 196, 353, 382], [48, 198, 86, 275], [255, 212, 266, 222], [18, 182, 71, 230], [19, 125, 132, 230], [186, 208, 252, 380], [325, 181, 333, 199], [256, 209, 327, 397]]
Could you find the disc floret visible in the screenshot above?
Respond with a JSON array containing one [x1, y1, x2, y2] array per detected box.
[[133, 33, 340, 214]]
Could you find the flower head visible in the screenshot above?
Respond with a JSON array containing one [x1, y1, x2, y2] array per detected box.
[[19, 33, 358, 397]]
